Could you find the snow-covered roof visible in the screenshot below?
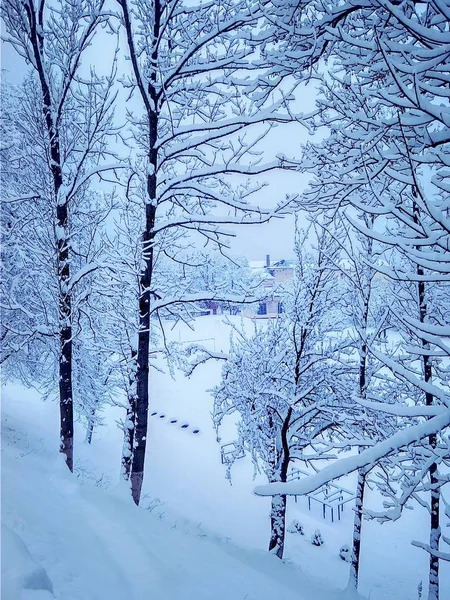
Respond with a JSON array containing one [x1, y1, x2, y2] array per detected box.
[[248, 259, 294, 270], [272, 259, 295, 269], [248, 260, 266, 269]]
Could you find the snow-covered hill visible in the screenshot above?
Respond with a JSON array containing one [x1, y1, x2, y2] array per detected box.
[[2, 384, 340, 600], [2, 316, 449, 599]]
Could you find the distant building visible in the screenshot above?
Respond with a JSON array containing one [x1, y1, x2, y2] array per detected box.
[[244, 255, 294, 319]]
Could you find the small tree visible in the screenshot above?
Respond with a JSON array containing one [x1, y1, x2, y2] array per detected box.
[[213, 222, 347, 558]]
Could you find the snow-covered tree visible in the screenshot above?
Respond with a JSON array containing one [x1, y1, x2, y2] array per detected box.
[[98, 202, 260, 482], [1, 1, 118, 470], [299, 78, 449, 600], [114, 0, 300, 504], [181, 248, 256, 316], [213, 223, 348, 558], [318, 212, 397, 591], [255, 4, 450, 597]]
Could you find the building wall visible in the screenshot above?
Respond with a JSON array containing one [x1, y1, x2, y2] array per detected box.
[[272, 268, 293, 283], [242, 299, 282, 319]]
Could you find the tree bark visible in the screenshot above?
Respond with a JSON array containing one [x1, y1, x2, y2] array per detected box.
[[121, 391, 136, 481], [428, 462, 440, 600], [268, 408, 291, 559], [418, 276, 440, 600], [413, 198, 440, 600], [124, 0, 161, 505], [269, 494, 287, 559], [348, 246, 371, 591], [58, 237, 73, 472], [25, 1, 74, 471], [130, 197, 155, 503], [348, 339, 369, 590], [348, 469, 366, 588]]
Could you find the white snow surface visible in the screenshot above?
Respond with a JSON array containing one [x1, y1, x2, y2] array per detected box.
[[2, 316, 450, 600], [2, 387, 336, 600]]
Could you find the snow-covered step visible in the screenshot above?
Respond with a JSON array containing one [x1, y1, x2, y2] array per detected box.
[[150, 411, 200, 435]]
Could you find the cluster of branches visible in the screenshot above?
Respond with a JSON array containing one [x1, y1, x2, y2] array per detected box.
[[211, 217, 397, 567], [250, 2, 450, 598]]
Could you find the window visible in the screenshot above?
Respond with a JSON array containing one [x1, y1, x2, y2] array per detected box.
[[257, 303, 267, 315], [278, 302, 283, 314]]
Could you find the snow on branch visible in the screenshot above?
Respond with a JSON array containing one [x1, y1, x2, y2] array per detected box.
[[411, 541, 450, 562], [152, 209, 289, 236], [369, 348, 450, 409], [151, 292, 258, 313], [168, 342, 228, 378], [254, 411, 450, 497], [354, 398, 446, 418], [67, 263, 99, 292]]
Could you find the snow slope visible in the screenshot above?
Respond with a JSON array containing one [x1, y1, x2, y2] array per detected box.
[[2, 381, 344, 600], [2, 316, 449, 599]]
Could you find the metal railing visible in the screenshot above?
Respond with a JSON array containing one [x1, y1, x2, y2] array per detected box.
[[288, 468, 356, 523]]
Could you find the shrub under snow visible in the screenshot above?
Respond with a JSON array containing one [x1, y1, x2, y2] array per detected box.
[[311, 529, 324, 547], [287, 519, 304, 535], [339, 544, 351, 562]]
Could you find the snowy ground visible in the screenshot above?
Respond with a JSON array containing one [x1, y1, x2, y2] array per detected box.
[[2, 316, 449, 599]]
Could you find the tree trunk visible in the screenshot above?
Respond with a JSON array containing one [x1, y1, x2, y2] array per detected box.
[[428, 463, 440, 600], [348, 337, 369, 590], [55, 129, 73, 471], [129, 150, 157, 505], [130, 262, 152, 503], [414, 197, 440, 600], [348, 260, 371, 591], [121, 350, 137, 481], [268, 494, 287, 559], [85, 408, 96, 445], [418, 276, 440, 600], [121, 390, 136, 482], [423, 336, 440, 600], [27, 4, 74, 471], [268, 408, 291, 559], [57, 201, 74, 472], [348, 468, 366, 589], [128, 0, 161, 506]]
